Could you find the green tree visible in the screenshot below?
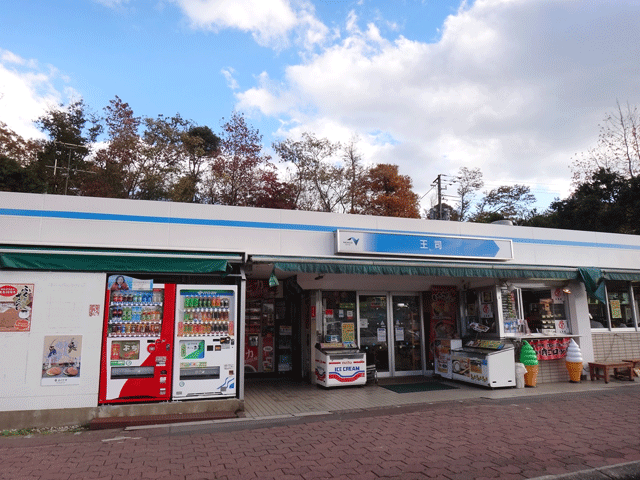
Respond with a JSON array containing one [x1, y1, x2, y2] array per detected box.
[[35, 99, 97, 195], [470, 184, 536, 224], [539, 169, 630, 233], [0, 155, 46, 193], [173, 125, 220, 203]]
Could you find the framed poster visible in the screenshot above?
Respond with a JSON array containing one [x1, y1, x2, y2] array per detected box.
[[0, 284, 34, 332], [481, 290, 493, 304], [41, 335, 82, 386]]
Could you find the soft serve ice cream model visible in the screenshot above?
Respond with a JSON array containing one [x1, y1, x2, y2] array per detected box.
[[565, 339, 583, 382], [519, 341, 539, 387]]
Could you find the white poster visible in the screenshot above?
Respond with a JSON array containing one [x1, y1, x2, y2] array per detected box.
[[480, 303, 493, 318], [42, 335, 82, 386]]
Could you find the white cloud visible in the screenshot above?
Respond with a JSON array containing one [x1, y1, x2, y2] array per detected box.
[[234, 0, 640, 208], [221, 67, 239, 90], [174, 0, 327, 50], [0, 49, 67, 140]]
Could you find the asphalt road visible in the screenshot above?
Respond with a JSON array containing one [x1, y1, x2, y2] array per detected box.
[[1, 386, 640, 480]]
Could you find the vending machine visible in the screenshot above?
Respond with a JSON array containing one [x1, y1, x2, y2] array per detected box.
[[99, 276, 176, 404], [172, 285, 237, 399], [244, 298, 275, 374]]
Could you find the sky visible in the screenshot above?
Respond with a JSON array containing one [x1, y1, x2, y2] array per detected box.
[[1, 0, 640, 214]]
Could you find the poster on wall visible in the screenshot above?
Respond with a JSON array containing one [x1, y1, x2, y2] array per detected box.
[[428, 286, 458, 361], [41, 335, 82, 386], [0, 283, 34, 332]]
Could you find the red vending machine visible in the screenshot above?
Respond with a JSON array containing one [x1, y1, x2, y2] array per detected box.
[[99, 275, 176, 404]]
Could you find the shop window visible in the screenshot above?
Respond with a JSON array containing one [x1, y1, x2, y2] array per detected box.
[[462, 288, 498, 337], [606, 281, 635, 329], [321, 291, 357, 345], [588, 298, 607, 329], [521, 288, 570, 335]]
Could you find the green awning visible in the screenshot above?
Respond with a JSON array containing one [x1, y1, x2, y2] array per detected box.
[[251, 256, 579, 280], [602, 270, 640, 282], [0, 246, 239, 274]]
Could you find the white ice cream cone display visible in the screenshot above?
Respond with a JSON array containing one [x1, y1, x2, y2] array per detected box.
[[565, 339, 583, 382]]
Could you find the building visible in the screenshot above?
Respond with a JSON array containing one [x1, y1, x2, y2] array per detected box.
[[1, 191, 640, 429]]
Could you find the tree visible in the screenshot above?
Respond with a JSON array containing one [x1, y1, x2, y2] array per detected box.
[[426, 202, 458, 221], [571, 101, 640, 185], [252, 170, 297, 209], [203, 112, 272, 206], [82, 96, 143, 199], [0, 121, 41, 166], [470, 184, 536, 223], [35, 99, 97, 195], [172, 125, 221, 203], [537, 168, 631, 233], [455, 167, 484, 221], [340, 135, 369, 214], [273, 132, 344, 212], [362, 164, 420, 218], [0, 155, 45, 193]]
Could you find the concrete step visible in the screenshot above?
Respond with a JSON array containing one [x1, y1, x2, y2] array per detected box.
[[89, 410, 237, 430]]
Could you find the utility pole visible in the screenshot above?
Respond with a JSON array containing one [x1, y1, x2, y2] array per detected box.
[[46, 141, 94, 195], [431, 174, 443, 219]]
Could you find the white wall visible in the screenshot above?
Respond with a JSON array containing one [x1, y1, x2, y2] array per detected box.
[[0, 272, 105, 411]]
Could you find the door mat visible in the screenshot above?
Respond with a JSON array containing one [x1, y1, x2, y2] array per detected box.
[[381, 382, 458, 393]]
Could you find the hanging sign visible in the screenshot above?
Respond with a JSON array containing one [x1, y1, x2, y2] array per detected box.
[[531, 338, 571, 360]]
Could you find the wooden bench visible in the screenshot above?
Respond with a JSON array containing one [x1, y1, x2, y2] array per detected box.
[[588, 361, 634, 383], [622, 358, 640, 377]]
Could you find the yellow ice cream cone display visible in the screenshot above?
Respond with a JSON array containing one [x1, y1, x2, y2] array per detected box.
[[565, 339, 583, 383], [520, 341, 539, 387]]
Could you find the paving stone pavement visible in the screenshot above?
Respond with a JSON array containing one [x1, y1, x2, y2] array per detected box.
[[1, 386, 640, 480]]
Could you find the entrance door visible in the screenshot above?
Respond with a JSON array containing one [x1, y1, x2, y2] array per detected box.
[[392, 295, 422, 373], [358, 294, 389, 374]]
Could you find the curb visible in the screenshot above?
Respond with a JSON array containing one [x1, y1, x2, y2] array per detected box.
[[529, 460, 640, 480]]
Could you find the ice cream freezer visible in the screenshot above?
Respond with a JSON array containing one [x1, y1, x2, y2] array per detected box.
[[314, 343, 366, 387], [450, 339, 516, 388]]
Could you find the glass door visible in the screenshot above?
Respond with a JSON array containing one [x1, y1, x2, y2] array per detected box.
[[392, 295, 422, 372], [358, 294, 389, 374]]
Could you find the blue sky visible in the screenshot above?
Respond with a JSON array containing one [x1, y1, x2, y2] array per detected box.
[[2, 0, 640, 213]]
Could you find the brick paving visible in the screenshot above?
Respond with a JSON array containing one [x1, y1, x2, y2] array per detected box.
[[1, 386, 640, 480]]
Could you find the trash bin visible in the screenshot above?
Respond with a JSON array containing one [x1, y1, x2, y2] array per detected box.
[[515, 362, 526, 389]]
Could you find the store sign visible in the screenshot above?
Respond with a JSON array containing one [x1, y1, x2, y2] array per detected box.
[[335, 230, 513, 260]]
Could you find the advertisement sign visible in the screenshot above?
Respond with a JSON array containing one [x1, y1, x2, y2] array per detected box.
[[0, 283, 34, 332], [429, 286, 458, 362], [42, 335, 82, 386], [531, 338, 571, 360]]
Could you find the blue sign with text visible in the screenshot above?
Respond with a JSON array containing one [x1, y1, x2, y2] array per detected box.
[[336, 230, 513, 260]]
